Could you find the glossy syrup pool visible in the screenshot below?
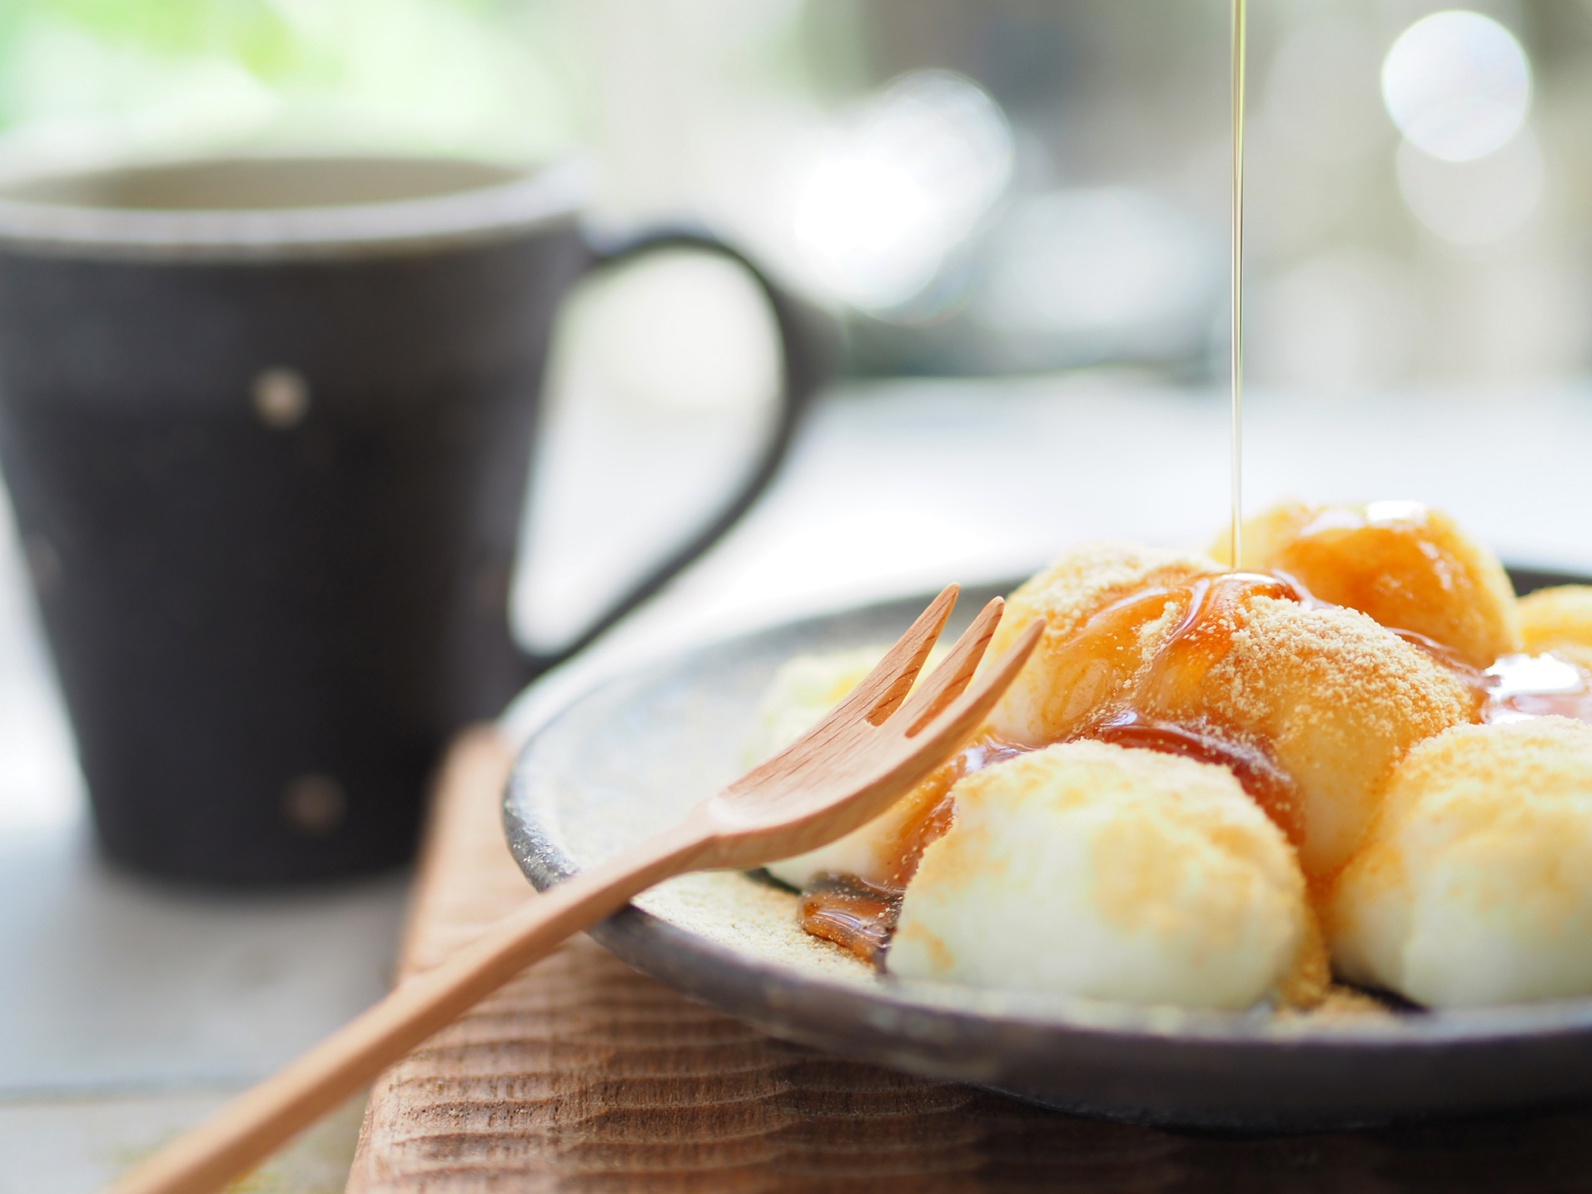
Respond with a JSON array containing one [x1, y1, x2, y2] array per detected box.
[[1485, 652, 1592, 723]]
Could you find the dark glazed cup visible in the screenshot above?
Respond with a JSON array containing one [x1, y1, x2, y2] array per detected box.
[[0, 156, 820, 885]]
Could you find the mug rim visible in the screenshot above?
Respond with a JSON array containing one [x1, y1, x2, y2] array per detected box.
[[0, 153, 589, 262]]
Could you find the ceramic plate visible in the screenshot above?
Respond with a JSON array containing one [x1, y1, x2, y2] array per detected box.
[[505, 568, 1592, 1129]]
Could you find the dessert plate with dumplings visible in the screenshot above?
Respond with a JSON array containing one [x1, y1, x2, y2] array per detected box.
[[506, 500, 1592, 1128]]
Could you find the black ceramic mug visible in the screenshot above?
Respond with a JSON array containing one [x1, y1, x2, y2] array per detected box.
[[0, 156, 821, 885]]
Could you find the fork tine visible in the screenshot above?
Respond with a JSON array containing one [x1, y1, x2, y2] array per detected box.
[[812, 583, 959, 733], [904, 617, 1044, 752], [833, 618, 1045, 819], [725, 585, 960, 798], [889, 596, 1006, 737]]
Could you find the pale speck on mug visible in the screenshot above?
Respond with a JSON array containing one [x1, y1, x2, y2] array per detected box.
[[282, 774, 346, 837], [252, 367, 311, 429]]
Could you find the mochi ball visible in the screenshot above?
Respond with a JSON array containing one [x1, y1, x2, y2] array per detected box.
[[991, 539, 1476, 881], [889, 742, 1322, 1010], [1519, 585, 1592, 672], [1166, 597, 1476, 881], [985, 542, 1222, 746], [1329, 718, 1592, 1007], [1211, 499, 1521, 668]]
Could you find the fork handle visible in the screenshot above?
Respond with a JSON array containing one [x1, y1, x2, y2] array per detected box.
[[109, 822, 714, 1194]]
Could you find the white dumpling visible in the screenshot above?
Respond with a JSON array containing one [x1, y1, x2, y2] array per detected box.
[[890, 741, 1322, 1010], [1329, 717, 1592, 1007]]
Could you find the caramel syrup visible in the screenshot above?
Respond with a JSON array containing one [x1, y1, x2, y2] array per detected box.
[[1066, 572, 1309, 840], [1229, 0, 1248, 568], [1092, 711, 1297, 836], [799, 878, 902, 965], [1484, 652, 1592, 724], [1380, 625, 1592, 725]]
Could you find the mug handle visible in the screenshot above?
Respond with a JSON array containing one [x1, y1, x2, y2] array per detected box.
[[516, 227, 826, 675]]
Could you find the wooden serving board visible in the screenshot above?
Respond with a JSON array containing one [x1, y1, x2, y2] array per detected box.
[[347, 728, 1592, 1192]]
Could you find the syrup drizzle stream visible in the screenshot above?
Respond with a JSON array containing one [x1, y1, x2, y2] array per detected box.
[[1229, 0, 1247, 569]]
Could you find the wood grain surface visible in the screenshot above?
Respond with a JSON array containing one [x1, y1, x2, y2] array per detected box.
[[347, 727, 1592, 1193]]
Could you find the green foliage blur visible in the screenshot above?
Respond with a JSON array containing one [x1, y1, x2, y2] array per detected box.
[[0, 0, 589, 168]]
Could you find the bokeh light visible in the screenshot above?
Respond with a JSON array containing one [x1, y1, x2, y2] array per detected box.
[[792, 70, 1013, 312], [1263, 19, 1386, 167], [1251, 249, 1418, 394], [975, 188, 1218, 360], [1396, 124, 1544, 247], [1381, 10, 1531, 163]]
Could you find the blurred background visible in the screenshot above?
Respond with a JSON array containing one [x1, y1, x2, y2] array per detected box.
[[5, 0, 1586, 649], [2, 0, 1589, 390]]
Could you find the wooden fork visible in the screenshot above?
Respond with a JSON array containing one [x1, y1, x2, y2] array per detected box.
[[111, 585, 1043, 1194]]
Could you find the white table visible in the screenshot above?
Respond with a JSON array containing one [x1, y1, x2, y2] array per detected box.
[[5, 377, 1591, 1191]]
